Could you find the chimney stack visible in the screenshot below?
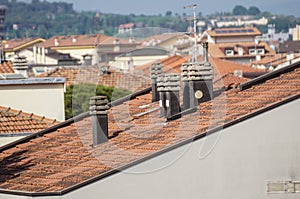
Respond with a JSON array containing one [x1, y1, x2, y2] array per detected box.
[[150, 62, 163, 102], [181, 63, 190, 110], [203, 42, 209, 62], [89, 96, 109, 146], [157, 74, 167, 117], [181, 61, 214, 109], [158, 74, 181, 118]]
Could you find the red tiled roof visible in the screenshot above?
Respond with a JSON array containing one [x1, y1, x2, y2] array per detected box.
[[0, 106, 58, 135], [206, 27, 262, 37], [0, 61, 14, 74], [38, 67, 150, 92], [136, 55, 261, 89], [0, 60, 300, 194], [208, 42, 276, 58], [40, 34, 111, 48], [250, 54, 300, 68], [3, 38, 45, 52], [119, 23, 135, 29]]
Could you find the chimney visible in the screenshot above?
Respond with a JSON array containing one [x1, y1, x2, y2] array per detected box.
[[54, 38, 59, 46], [185, 62, 214, 108], [157, 74, 181, 118], [157, 74, 167, 117], [89, 96, 109, 145], [181, 63, 190, 110], [203, 42, 209, 62], [150, 62, 163, 102], [165, 74, 180, 118]]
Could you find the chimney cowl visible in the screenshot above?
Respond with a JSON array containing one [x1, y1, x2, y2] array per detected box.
[[150, 62, 163, 102], [158, 73, 181, 118], [90, 96, 109, 146], [89, 96, 109, 115]]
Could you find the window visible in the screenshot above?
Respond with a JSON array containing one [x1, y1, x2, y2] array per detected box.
[[249, 49, 256, 55], [257, 49, 265, 54], [225, 49, 234, 56]]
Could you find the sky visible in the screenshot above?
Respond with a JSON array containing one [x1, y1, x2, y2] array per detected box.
[[43, 0, 300, 17]]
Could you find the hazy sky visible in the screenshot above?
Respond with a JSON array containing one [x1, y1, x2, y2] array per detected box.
[[43, 0, 300, 17]]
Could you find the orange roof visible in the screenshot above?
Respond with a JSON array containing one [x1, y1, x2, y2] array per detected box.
[[0, 106, 58, 135], [40, 34, 111, 48], [208, 42, 276, 58], [135, 55, 188, 76], [38, 67, 150, 92], [211, 57, 264, 76], [0, 61, 14, 74], [250, 54, 300, 68], [119, 23, 135, 29], [3, 38, 45, 52], [136, 55, 262, 89], [0, 61, 300, 194], [206, 27, 262, 37]]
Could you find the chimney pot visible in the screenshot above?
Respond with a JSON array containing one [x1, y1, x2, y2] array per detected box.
[[150, 62, 163, 102], [90, 96, 109, 146], [158, 73, 181, 118]]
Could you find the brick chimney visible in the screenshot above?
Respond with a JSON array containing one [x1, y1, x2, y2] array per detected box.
[[89, 96, 109, 145], [150, 62, 163, 102]]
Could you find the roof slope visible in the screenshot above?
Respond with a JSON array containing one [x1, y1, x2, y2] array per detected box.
[[0, 61, 300, 195], [38, 67, 150, 92], [0, 106, 58, 135], [3, 38, 45, 52], [41, 34, 111, 48], [0, 61, 14, 74], [206, 27, 262, 37]]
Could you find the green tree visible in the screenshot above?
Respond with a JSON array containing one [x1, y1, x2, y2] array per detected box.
[[248, 6, 261, 15], [232, 5, 248, 15], [64, 83, 131, 119]]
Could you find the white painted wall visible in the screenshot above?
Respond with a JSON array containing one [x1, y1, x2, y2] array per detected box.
[[0, 98, 300, 198], [0, 81, 65, 121], [0, 136, 25, 147]]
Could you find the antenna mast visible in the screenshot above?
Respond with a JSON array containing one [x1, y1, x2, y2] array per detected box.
[[184, 3, 197, 63]]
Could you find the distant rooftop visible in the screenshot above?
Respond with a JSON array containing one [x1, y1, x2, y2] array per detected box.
[[0, 77, 65, 86]]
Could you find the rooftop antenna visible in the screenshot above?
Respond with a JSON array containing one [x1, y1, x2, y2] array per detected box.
[[184, 3, 197, 63]]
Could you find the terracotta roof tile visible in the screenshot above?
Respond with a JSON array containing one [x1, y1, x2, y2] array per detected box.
[[38, 66, 150, 92], [0, 61, 14, 74], [0, 61, 300, 194], [3, 38, 45, 52], [0, 106, 58, 135], [208, 42, 276, 58], [40, 34, 111, 48]]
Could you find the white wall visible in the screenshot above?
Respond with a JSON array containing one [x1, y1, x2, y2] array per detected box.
[[0, 82, 65, 121]]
